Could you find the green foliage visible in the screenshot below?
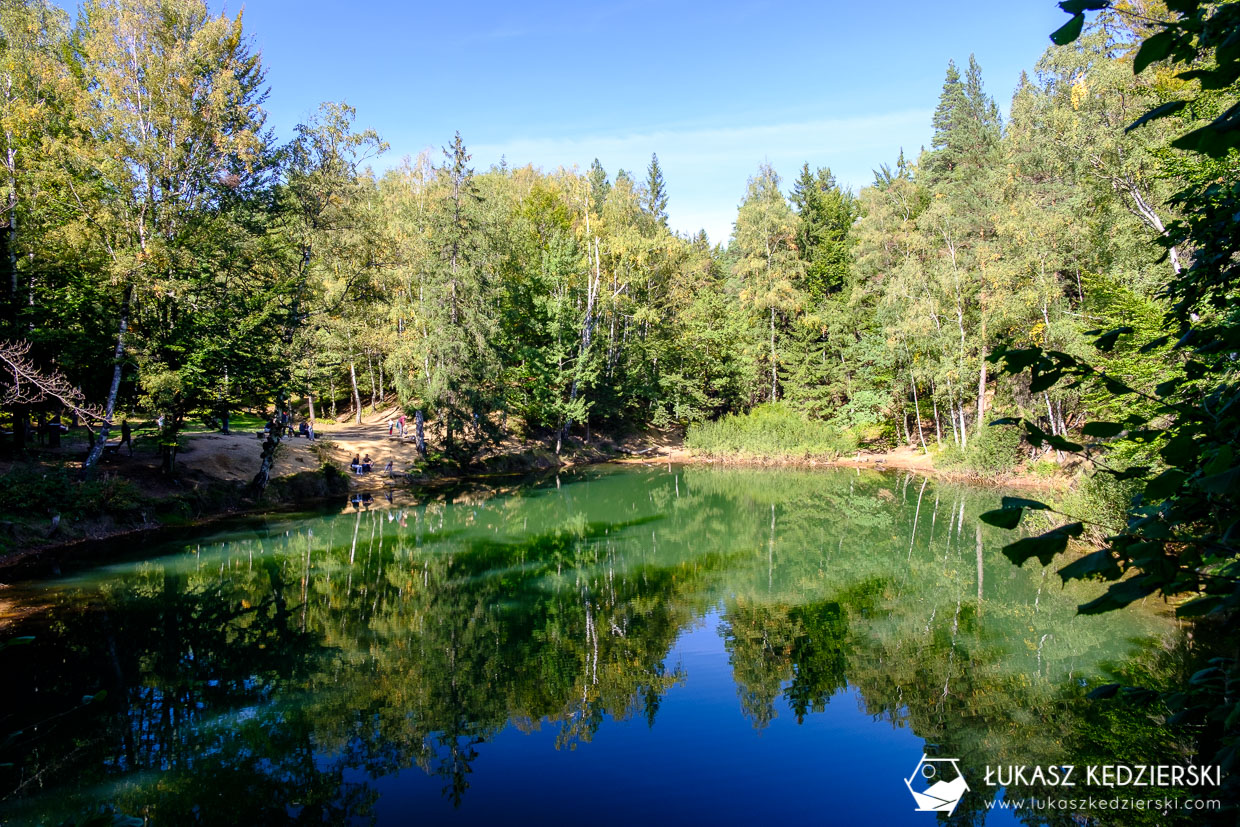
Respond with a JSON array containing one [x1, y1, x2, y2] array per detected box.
[[685, 403, 856, 460], [989, 1, 1240, 803], [789, 164, 856, 298], [643, 152, 668, 225], [0, 465, 139, 521], [938, 421, 1024, 474]]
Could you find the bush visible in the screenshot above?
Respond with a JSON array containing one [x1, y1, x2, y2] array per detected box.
[[0, 465, 141, 520], [937, 423, 1023, 475], [686, 403, 856, 460], [828, 388, 887, 432], [1058, 439, 1157, 543]]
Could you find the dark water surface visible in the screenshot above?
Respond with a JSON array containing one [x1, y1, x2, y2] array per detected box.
[[0, 465, 1185, 825]]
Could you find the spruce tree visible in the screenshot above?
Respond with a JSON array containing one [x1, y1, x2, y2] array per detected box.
[[790, 164, 856, 298], [924, 56, 1001, 187], [644, 152, 668, 225], [587, 158, 610, 212]]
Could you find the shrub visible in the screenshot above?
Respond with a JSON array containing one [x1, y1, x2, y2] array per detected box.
[[1058, 439, 1157, 543], [686, 403, 856, 460], [0, 466, 141, 520], [937, 423, 1023, 475]]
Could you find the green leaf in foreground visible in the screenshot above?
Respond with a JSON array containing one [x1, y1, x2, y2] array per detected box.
[[1087, 683, 1122, 699], [1051, 12, 1086, 45], [1082, 421, 1124, 438]]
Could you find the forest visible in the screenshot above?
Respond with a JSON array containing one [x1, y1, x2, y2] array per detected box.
[[0, 0, 1219, 485], [2, 0, 1240, 820]]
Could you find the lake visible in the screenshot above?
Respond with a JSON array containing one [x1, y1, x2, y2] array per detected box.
[[0, 464, 1192, 825]]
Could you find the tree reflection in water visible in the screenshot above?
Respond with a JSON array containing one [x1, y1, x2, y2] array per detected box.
[[0, 466, 1202, 825]]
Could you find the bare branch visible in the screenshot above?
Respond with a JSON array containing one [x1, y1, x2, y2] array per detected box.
[[0, 340, 106, 421]]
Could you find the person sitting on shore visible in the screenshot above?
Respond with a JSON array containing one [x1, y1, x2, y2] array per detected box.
[[351, 454, 363, 473], [361, 453, 373, 473]]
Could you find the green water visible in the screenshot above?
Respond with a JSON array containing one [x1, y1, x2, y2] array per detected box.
[[0, 465, 1189, 825]]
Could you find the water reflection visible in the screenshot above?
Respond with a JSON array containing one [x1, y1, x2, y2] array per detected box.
[[0, 466, 1192, 825]]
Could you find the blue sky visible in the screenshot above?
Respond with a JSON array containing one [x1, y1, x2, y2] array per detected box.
[[196, 2, 1066, 241]]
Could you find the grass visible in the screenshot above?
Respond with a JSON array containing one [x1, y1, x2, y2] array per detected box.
[[686, 403, 857, 461], [179, 412, 269, 435]]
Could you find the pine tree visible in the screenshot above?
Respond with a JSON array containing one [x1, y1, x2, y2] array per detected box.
[[924, 56, 1001, 187], [587, 158, 610, 212], [644, 152, 668, 225], [732, 164, 806, 403], [402, 131, 502, 455], [790, 164, 856, 298]]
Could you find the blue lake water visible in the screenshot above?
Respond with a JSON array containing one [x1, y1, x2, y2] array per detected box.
[[0, 465, 1187, 825]]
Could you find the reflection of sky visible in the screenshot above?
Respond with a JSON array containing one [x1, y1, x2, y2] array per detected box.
[[8, 466, 1164, 823], [355, 606, 1029, 825]]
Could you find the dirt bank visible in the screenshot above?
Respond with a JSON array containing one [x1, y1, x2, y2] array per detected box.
[[638, 441, 1066, 492]]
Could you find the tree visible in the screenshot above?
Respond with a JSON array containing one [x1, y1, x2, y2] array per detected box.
[[731, 165, 806, 404], [644, 152, 668, 226], [408, 132, 502, 455], [0, 0, 72, 321], [987, 0, 1240, 800], [923, 55, 1001, 188], [587, 157, 610, 213], [789, 163, 856, 299], [63, 0, 271, 475], [920, 55, 1002, 437]]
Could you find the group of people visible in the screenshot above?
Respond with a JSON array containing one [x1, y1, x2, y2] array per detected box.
[[350, 453, 398, 476], [387, 413, 407, 438], [267, 410, 314, 441]]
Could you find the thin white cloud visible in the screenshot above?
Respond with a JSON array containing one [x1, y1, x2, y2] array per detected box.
[[472, 110, 930, 165], [389, 109, 933, 244]]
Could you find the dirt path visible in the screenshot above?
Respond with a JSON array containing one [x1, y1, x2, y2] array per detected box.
[[172, 406, 418, 483]]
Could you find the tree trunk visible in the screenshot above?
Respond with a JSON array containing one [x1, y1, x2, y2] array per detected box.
[[349, 361, 362, 425], [911, 376, 928, 454], [82, 284, 132, 478], [414, 409, 426, 457], [976, 318, 987, 432], [566, 240, 601, 436], [769, 306, 778, 402], [12, 405, 26, 453], [306, 388, 316, 426], [945, 380, 960, 447], [4, 141, 16, 306], [367, 351, 377, 412], [1114, 174, 1184, 275], [931, 383, 942, 447], [160, 415, 179, 476], [251, 393, 287, 494]]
